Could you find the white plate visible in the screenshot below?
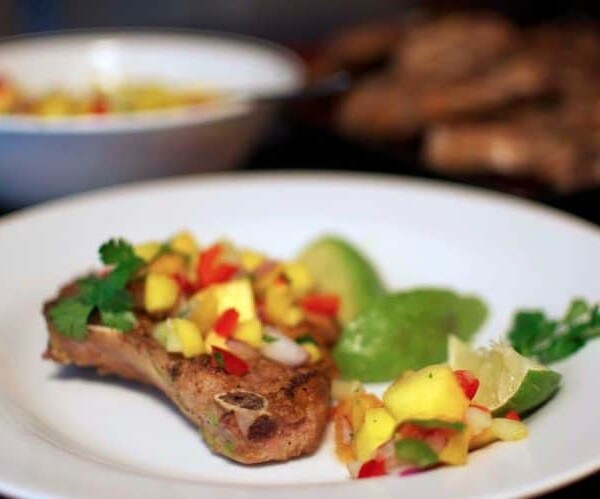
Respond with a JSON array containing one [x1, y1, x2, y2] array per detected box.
[[0, 173, 598, 499]]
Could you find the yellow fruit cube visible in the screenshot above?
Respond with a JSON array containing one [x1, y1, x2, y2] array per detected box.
[[171, 318, 204, 358], [144, 273, 179, 313], [240, 249, 265, 272], [331, 379, 365, 402], [469, 427, 497, 450], [134, 241, 162, 262], [170, 231, 199, 257], [383, 364, 469, 424], [350, 393, 383, 431], [438, 429, 471, 465], [283, 262, 314, 294], [491, 418, 528, 441], [265, 285, 302, 326], [205, 330, 229, 354], [189, 288, 218, 332], [148, 252, 187, 275], [234, 319, 263, 348], [301, 343, 322, 363], [353, 407, 396, 461]]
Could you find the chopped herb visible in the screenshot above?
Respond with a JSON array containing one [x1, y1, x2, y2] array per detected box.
[[405, 419, 465, 432], [395, 438, 439, 468], [100, 310, 137, 331], [49, 298, 94, 340], [50, 239, 144, 339], [508, 299, 600, 364], [295, 334, 317, 345], [213, 351, 225, 368], [262, 334, 278, 343]]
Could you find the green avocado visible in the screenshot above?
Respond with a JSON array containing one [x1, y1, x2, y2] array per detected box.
[[333, 288, 488, 382], [298, 235, 385, 325]]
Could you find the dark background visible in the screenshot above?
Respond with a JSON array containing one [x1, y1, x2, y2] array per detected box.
[[0, 1, 599, 497]]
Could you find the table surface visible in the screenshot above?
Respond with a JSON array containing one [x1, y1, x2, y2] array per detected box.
[[0, 116, 598, 498]]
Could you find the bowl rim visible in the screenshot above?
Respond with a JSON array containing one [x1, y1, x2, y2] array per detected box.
[[0, 28, 305, 135]]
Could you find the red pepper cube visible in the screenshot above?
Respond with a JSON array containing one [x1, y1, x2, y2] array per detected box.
[[210, 263, 239, 284], [301, 294, 340, 317], [197, 244, 223, 287], [454, 370, 480, 400], [212, 346, 249, 376], [357, 459, 387, 479], [505, 410, 521, 421], [213, 308, 240, 338], [171, 273, 197, 296]]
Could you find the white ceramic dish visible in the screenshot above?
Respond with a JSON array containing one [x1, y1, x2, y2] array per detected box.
[[0, 172, 598, 499], [0, 31, 304, 208]]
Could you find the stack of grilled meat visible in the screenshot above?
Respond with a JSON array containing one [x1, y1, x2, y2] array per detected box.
[[314, 12, 600, 191]]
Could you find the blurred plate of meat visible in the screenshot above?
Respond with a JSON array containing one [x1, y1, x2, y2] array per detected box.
[[302, 11, 600, 197]]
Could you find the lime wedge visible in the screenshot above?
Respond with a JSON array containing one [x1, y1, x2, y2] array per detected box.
[[448, 335, 561, 417], [298, 235, 385, 325]]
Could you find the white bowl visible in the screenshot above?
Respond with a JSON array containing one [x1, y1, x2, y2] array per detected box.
[[0, 30, 304, 208]]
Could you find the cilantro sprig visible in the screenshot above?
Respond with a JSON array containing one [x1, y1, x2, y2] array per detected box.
[[49, 239, 144, 340], [508, 299, 600, 364]]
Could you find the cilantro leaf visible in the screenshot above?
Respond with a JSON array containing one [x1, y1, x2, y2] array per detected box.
[[508, 299, 600, 364], [50, 238, 145, 339], [49, 298, 94, 340], [99, 239, 144, 269], [100, 310, 137, 331]]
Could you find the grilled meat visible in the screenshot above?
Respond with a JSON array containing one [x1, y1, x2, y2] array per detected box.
[[392, 13, 518, 86], [43, 282, 335, 465], [337, 53, 551, 140]]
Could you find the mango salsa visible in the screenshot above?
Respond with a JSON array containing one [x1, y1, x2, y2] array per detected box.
[[383, 364, 469, 424]]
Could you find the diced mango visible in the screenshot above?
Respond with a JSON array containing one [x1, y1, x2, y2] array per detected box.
[[301, 343, 322, 363], [438, 429, 471, 465], [189, 288, 218, 332], [353, 407, 396, 461], [148, 252, 187, 275], [469, 427, 498, 450], [170, 231, 199, 257], [333, 401, 356, 463], [205, 330, 229, 354], [253, 264, 283, 294], [265, 285, 303, 327], [383, 364, 469, 424], [331, 379, 365, 402], [350, 393, 383, 431], [283, 262, 314, 294], [144, 273, 179, 313], [171, 318, 204, 358], [491, 418, 528, 442], [240, 249, 265, 272], [134, 241, 162, 262], [189, 278, 256, 332], [234, 319, 262, 348]]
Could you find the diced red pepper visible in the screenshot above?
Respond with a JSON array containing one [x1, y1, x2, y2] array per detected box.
[[301, 294, 340, 317], [197, 244, 238, 287], [505, 410, 521, 421], [357, 459, 387, 479], [171, 273, 196, 296], [209, 263, 238, 284], [397, 423, 429, 440], [90, 95, 108, 114], [213, 308, 240, 338], [198, 244, 223, 286], [454, 370, 480, 400], [398, 423, 453, 442], [212, 346, 249, 376]]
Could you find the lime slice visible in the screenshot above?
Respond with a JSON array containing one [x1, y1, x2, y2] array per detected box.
[[298, 235, 385, 325], [448, 335, 561, 416]]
